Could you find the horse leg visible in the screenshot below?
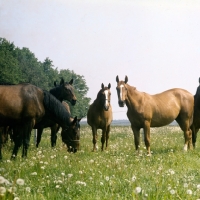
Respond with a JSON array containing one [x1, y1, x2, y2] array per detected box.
[[51, 124, 58, 147], [176, 117, 193, 151], [22, 121, 34, 158], [11, 127, 23, 159], [131, 125, 141, 154], [92, 127, 98, 151], [105, 125, 110, 150], [101, 128, 106, 151], [143, 121, 151, 155], [36, 128, 43, 148]]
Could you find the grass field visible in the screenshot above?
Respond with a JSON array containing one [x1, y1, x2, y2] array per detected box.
[[1, 125, 200, 200]]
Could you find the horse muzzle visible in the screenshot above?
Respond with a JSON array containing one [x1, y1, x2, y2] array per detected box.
[[118, 101, 125, 107], [71, 99, 77, 106]]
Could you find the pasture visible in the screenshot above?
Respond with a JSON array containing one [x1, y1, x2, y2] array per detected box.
[[1, 125, 200, 200]]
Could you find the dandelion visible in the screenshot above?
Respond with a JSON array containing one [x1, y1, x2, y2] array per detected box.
[[26, 187, 31, 192], [64, 156, 68, 159], [105, 176, 109, 181], [16, 178, 25, 186], [186, 189, 192, 195], [135, 186, 142, 194], [61, 172, 65, 176], [67, 174, 73, 178], [14, 197, 20, 200], [0, 187, 6, 194], [55, 185, 60, 188], [76, 181, 86, 186], [131, 175, 136, 182], [31, 172, 37, 176], [79, 171, 83, 174], [170, 189, 176, 195], [197, 184, 200, 189], [89, 159, 94, 163], [184, 183, 188, 188], [0, 176, 5, 184], [41, 166, 45, 170]]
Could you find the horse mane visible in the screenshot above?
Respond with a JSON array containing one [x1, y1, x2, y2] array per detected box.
[[43, 90, 71, 126], [194, 85, 200, 108]]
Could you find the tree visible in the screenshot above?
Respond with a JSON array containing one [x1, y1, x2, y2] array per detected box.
[[0, 38, 22, 83]]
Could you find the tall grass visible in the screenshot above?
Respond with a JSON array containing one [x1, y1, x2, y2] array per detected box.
[[1, 125, 200, 200]]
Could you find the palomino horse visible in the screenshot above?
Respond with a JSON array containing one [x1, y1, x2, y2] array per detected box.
[[116, 75, 194, 155], [36, 101, 82, 153], [87, 83, 113, 151], [35, 78, 77, 147], [191, 77, 200, 148], [0, 83, 79, 159]]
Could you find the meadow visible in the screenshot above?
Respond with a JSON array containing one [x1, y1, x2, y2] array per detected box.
[[1, 125, 200, 200]]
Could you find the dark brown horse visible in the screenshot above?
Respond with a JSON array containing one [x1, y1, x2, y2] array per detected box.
[[191, 77, 200, 148], [36, 101, 81, 153], [116, 75, 194, 155], [35, 78, 77, 147], [0, 83, 78, 159], [87, 83, 113, 151]]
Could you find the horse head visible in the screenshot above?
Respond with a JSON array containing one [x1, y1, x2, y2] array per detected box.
[[59, 78, 77, 105], [61, 116, 81, 153], [98, 83, 111, 111], [116, 75, 128, 107]]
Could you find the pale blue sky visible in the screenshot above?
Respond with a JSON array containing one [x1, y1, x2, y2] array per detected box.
[[1, 0, 200, 119]]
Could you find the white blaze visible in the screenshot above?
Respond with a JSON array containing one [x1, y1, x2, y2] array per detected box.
[[120, 85, 124, 100], [104, 90, 109, 107]]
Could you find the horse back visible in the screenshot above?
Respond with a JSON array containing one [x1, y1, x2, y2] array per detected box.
[[0, 84, 45, 125]]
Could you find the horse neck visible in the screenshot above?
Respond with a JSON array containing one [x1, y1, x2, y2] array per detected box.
[[49, 87, 63, 102], [125, 84, 143, 109]]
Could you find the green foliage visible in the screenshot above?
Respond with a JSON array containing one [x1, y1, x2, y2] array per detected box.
[[1, 126, 200, 199], [0, 37, 91, 118]]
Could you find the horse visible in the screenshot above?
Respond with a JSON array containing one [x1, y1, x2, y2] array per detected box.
[[87, 83, 113, 151], [35, 78, 77, 147], [191, 77, 200, 148], [36, 101, 82, 153], [0, 83, 79, 159], [116, 75, 194, 155]]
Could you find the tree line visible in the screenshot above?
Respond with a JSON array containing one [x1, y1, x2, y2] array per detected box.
[[0, 37, 91, 118]]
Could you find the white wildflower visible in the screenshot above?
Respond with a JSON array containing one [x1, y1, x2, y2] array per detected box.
[[170, 189, 176, 195], [16, 178, 25, 186], [186, 189, 192, 195], [131, 175, 136, 182], [135, 186, 142, 194], [0, 176, 5, 184], [0, 186, 6, 194]]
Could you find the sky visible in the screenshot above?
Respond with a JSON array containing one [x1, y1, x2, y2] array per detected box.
[[1, 0, 200, 120]]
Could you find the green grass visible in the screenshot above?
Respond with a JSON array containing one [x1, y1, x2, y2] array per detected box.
[[1, 125, 200, 200]]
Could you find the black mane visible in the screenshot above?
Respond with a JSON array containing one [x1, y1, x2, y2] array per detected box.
[[43, 90, 71, 127]]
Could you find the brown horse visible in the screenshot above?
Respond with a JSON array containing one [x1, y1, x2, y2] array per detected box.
[[87, 83, 113, 151], [35, 78, 77, 147], [191, 77, 200, 148], [116, 75, 194, 155], [0, 83, 78, 159]]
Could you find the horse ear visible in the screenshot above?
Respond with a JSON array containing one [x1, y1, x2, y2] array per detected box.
[[78, 118, 82, 122], [116, 75, 119, 83], [108, 83, 111, 89], [101, 83, 104, 89], [125, 76, 128, 84], [60, 78, 64, 85], [199, 77, 200, 83], [72, 116, 78, 124], [54, 81, 57, 87], [69, 79, 73, 85]]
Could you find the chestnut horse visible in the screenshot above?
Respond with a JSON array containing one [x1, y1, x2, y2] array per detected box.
[[0, 83, 78, 159], [87, 83, 113, 151], [191, 77, 200, 148], [116, 75, 194, 155], [35, 78, 77, 147]]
